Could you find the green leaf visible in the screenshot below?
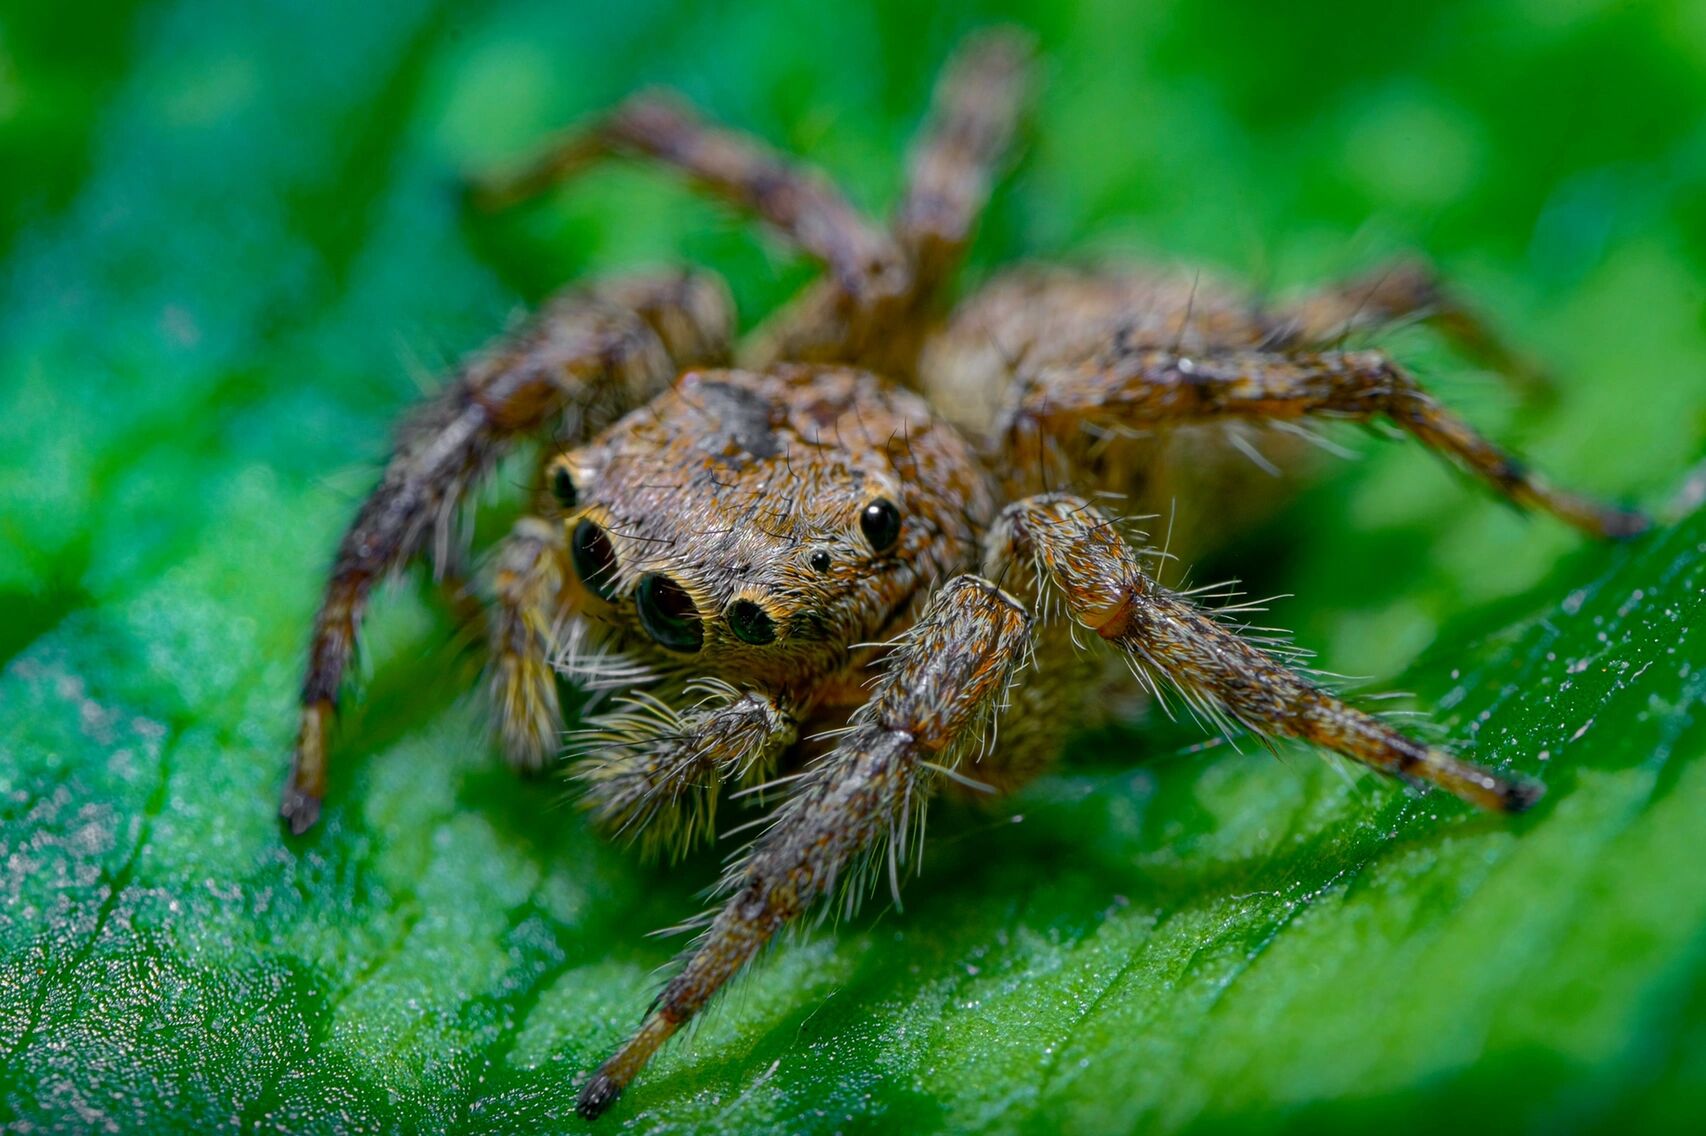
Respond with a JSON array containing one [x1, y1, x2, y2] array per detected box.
[[3, 2, 1704, 1133]]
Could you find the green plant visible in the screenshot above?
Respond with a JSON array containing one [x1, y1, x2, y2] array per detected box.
[[2, 2, 1702, 1131]]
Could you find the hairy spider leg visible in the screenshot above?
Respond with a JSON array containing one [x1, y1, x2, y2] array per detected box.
[[466, 31, 1031, 381], [572, 685, 796, 860], [286, 271, 733, 833], [895, 26, 1033, 293], [750, 26, 1034, 373], [467, 92, 906, 309], [487, 516, 575, 772], [575, 576, 1031, 1119], [985, 493, 1544, 811], [998, 343, 1649, 539], [576, 479, 1555, 1118], [1276, 258, 1553, 400]]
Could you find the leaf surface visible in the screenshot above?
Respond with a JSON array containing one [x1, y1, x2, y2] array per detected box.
[[2, 2, 1704, 1132]]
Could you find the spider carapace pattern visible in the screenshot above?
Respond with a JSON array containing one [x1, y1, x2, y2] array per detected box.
[[283, 29, 1649, 1119]]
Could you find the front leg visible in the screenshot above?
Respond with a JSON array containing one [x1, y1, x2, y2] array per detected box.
[[488, 513, 797, 851], [985, 494, 1541, 813], [576, 577, 1032, 1119], [286, 271, 732, 833]]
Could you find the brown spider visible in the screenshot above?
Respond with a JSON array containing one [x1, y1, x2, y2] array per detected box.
[[282, 29, 1648, 1119]]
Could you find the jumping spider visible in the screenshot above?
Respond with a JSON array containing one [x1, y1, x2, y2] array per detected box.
[[283, 29, 1648, 1119]]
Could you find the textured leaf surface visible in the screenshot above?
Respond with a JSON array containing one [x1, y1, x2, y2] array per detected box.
[[2, 2, 1704, 1133]]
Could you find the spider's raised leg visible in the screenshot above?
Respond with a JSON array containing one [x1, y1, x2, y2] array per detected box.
[[894, 27, 1032, 303], [576, 577, 1031, 1119], [1000, 343, 1648, 538], [467, 93, 906, 311], [985, 493, 1540, 812], [572, 684, 797, 860], [285, 270, 732, 834], [751, 28, 1033, 374], [1277, 258, 1551, 398]]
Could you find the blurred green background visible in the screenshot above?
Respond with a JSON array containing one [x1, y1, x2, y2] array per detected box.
[[1, 1, 1704, 1132]]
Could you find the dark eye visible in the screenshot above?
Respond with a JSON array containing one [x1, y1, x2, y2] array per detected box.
[[809, 549, 831, 573], [570, 519, 620, 602], [727, 599, 776, 645], [636, 573, 703, 652], [860, 498, 901, 553], [550, 465, 577, 510]]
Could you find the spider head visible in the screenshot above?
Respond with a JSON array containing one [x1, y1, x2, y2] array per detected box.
[[548, 366, 994, 692]]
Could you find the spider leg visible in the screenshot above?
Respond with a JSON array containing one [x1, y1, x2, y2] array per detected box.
[[985, 493, 1542, 812], [757, 25, 1030, 377], [285, 271, 732, 834], [467, 93, 906, 311], [575, 576, 1031, 1119], [895, 26, 1033, 301], [1277, 258, 1551, 400], [572, 685, 796, 860], [487, 516, 574, 774], [1000, 343, 1648, 539]]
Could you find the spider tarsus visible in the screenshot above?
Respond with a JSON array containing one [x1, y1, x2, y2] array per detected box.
[[1600, 506, 1653, 541], [576, 1072, 623, 1120], [1500, 777, 1546, 814], [281, 701, 331, 834], [279, 785, 322, 835]]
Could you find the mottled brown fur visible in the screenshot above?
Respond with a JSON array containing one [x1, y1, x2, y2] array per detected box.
[[286, 28, 1650, 1119]]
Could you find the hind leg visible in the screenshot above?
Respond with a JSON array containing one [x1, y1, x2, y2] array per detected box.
[[995, 340, 1646, 540], [466, 94, 905, 309], [752, 29, 1033, 375], [1276, 258, 1551, 399]]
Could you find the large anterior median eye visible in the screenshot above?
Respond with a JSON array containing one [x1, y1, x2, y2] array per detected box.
[[570, 519, 620, 602], [636, 573, 703, 652], [727, 599, 776, 645], [860, 497, 902, 554]]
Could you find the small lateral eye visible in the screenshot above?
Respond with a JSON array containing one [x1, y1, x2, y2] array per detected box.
[[727, 599, 776, 645], [860, 498, 901, 554], [550, 464, 577, 510], [809, 549, 831, 573], [570, 519, 620, 602]]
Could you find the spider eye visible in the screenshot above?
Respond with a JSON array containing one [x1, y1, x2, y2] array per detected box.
[[727, 599, 776, 645], [859, 498, 901, 554], [636, 573, 703, 653], [550, 465, 577, 509], [809, 549, 832, 573], [570, 519, 620, 602]]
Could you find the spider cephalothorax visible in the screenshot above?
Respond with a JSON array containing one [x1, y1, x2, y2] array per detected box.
[[553, 365, 991, 689], [282, 29, 1649, 1119]]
